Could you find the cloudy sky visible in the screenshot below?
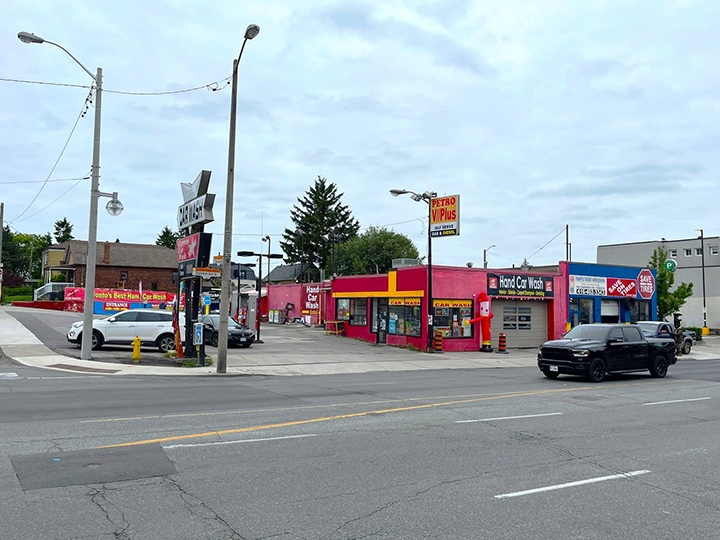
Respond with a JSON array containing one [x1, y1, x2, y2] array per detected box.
[[2, 0, 718, 271]]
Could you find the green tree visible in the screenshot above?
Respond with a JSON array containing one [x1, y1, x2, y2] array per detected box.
[[53, 217, 74, 243], [279, 176, 360, 271], [333, 226, 419, 276], [13, 232, 52, 279], [648, 247, 694, 320], [156, 226, 182, 249]]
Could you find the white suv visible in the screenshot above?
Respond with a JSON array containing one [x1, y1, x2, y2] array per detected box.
[[67, 309, 176, 352]]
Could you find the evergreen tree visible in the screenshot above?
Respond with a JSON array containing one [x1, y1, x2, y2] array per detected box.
[[333, 226, 419, 276], [53, 217, 74, 243], [156, 226, 182, 249], [279, 176, 360, 271], [648, 247, 694, 320]]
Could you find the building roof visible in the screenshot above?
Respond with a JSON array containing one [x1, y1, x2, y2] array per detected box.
[[55, 240, 177, 269], [266, 262, 317, 283]]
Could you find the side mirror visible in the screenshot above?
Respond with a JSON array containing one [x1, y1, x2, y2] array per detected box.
[[108, 317, 116, 323], [608, 337, 623, 344]]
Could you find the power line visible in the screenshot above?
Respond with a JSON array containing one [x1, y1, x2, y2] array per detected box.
[[1, 75, 232, 95], [0, 176, 89, 185], [12, 175, 89, 224], [526, 228, 565, 261], [10, 90, 92, 222]]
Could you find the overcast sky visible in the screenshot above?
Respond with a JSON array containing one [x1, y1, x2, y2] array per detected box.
[[2, 0, 718, 272]]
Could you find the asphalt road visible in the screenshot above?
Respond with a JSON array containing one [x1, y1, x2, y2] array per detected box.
[[2, 361, 720, 539]]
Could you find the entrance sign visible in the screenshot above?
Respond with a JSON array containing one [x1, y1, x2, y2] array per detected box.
[[637, 269, 655, 299], [430, 195, 460, 237]]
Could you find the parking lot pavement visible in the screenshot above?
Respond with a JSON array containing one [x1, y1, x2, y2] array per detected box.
[[19, 306, 720, 376]]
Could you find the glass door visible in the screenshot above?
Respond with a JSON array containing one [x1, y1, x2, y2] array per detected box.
[[374, 298, 388, 344]]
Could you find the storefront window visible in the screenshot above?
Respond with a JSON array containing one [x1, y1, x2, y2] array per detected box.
[[579, 298, 593, 324], [629, 300, 651, 323], [432, 300, 473, 339], [336, 299, 368, 326], [387, 305, 422, 337]]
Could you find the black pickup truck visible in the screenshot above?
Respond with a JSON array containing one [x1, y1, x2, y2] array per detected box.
[[537, 323, 677, 382]]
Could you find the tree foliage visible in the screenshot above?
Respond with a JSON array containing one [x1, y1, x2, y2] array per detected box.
[[333, 226, 419, 276], [1, 226, 52, 280], [648, 247, 694, 320], [53, 217, 74, 243], [279, 176, 360, 271], [155, 226, 182, 249]]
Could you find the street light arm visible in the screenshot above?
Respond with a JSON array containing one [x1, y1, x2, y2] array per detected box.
[[45, 39, 97, 80]]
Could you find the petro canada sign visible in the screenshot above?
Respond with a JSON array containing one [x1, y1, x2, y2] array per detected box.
[[637, 269, 655, 299]]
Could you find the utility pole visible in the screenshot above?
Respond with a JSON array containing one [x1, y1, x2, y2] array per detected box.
[[0, 202, 4, 301]]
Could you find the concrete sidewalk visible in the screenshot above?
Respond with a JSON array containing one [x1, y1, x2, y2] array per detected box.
[[2, 307, 717, 377]]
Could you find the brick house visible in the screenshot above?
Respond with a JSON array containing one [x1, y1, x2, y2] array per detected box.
[[40, 240, 177, 293]]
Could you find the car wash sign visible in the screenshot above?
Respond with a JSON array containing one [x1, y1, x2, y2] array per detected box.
[[177, 170, 216, 232], [487, 273, 554, 298], [430, 195, 459, 237]]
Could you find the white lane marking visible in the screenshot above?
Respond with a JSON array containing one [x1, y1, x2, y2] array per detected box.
[[456, 412, 562, 424], [162, 433, 317, 449], [26, 376, 101, 380], [341, 382, 396, 386], [495, 470, 650, 499], [643, 397, 711, 406], [0, 373, 21, 379]]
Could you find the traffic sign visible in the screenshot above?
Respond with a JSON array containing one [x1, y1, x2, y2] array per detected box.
[[201, 295, 211, 306], [637, 269, 655, 299], [193, 323, 204, 345], [664, 259, 677, 272]]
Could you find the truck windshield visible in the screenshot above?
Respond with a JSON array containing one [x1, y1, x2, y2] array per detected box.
[[636, 322, 659, 333], [563, 326, 610, 341]]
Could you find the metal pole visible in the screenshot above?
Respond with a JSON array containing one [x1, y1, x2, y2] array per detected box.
[[80, 67, 102, 361], [217, 57, 240, 374], [0, 202, 4, 267], [256, 253, 263, 343], [700, 229, 707, 330], [427, 197, 434, 353], [483, 249, 487, 269]]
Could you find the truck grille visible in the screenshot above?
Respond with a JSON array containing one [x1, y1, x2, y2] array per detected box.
[[541, 347, 575, 361]]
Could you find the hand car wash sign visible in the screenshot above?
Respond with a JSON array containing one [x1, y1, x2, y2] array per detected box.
[[487, 273, 554, 298]]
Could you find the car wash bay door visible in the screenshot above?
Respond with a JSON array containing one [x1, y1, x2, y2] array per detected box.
[[490, 300, 548, 348]]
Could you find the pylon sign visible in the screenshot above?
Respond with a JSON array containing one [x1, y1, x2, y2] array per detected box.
[[430, 194, 460, 237]]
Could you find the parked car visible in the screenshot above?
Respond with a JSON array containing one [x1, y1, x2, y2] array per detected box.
[[67, 309, 176, 352], [199, 314, 255, 348], [636, 321, 694, 355], [537, 323, 676, 382]]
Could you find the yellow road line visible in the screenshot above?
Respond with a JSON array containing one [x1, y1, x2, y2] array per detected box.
[[98, 386, 591, 449]]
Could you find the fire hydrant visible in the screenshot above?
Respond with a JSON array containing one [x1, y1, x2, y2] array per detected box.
[[132, 335, 142, 362]]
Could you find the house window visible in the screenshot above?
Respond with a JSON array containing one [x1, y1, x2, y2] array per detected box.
[[711, 246, 719, 256], [335, 299, 367, 326], [669, 249, 677, 258], [695, 248, 703, 256], [151, 282, 159, 291], [683, 249, 692, 257]]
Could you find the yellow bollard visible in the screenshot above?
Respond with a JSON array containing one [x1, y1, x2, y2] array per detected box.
[[132, 335, 142, 362]]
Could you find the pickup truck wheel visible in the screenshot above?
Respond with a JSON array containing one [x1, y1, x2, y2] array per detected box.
[[587, 358, 607, 383], [682, 341, 692, 355], [650, 355, 669, 378], [542, 368, 560, 379]]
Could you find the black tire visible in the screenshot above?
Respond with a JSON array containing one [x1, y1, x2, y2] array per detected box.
[[78, 331, 104, 350], [650, 355, 669, 378], [587, 358, 607, 383], [682, 341, 692, 355], [156, 333, 175, 353], [211, 332, 219, 348], [542, 368, 560, 379]]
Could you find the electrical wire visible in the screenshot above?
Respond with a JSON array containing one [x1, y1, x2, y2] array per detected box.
[[0, 75, 232, 95], [12, 174, 89, 223], [9, 89, 92, 222], [526, 227, 566, 261], [0, 176, 89, 185]]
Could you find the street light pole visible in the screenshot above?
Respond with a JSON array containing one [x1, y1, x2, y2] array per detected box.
[[696, 228, 708, 334], [18, 32, 115, 361], [483, 244, 496, 269], [217, 24, 259, 374], [238, 250, 282, 344], [390, 188, 437, 353]]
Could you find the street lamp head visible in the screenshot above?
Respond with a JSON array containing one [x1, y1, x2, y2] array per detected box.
[[262, 235, 270, 242], [237, 250, 256, 257], [268, 253, 284, 260], [105, 197, 123, 217], [410, 193, 422, 202], [244, 24, 260, 40], [389, 189, 407, 197], [18, 31, 45, 44], [422, 191, 437, 199]]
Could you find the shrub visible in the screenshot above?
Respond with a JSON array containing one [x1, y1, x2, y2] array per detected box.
[[682, 326, 703, 342]]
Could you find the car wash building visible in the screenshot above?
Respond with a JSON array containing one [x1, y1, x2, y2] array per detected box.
[[567, 262, 658, 327]]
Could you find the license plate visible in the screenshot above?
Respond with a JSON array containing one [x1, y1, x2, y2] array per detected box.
[[240, 338, 246, 342], [549, 365, 559, 372]]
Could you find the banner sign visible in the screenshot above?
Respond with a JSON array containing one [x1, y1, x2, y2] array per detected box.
[[176, 233, 212, 278], [487, 273, 555, 298], [301, 283, 320, 315], [569, 275, 607, 296], [64, 287, 175, 314], [606, 278, 637, 298], [430, 195, 460, 238], [432, 299, 472, 308], [390, 298, 422, 306]]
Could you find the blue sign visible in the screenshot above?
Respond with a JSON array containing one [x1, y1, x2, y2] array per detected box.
[[201, 295, 211, 306], [193, 323, 203, 345]]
